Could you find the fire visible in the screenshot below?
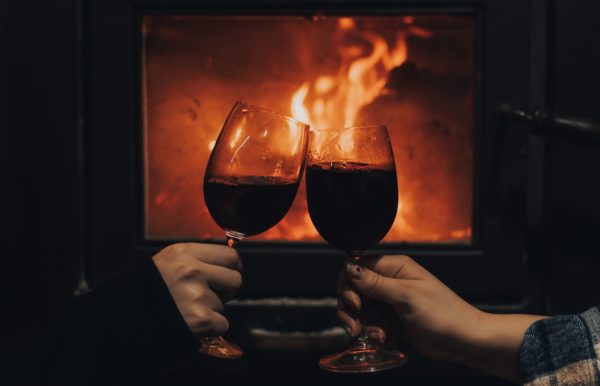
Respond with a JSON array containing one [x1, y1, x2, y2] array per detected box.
[[291, 82, 311, 126], [287, 17, 472, 242], [290, 19, 408, 130], [288, 17, 411, 241], [143, 15, 475, 243], [338, 17, 355, 30]]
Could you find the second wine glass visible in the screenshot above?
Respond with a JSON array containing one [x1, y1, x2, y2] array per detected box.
[[202, 101, 309, 358], [306, 125, 407, 372]]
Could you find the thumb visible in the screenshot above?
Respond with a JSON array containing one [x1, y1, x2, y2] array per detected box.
[[345, 260, 403, 304]]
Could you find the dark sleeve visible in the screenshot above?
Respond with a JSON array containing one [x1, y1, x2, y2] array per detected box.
[[1, 258, 199, 386], [518, 306, 600, 385]]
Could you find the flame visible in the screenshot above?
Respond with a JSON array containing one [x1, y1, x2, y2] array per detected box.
[[338, 17, 355, 30], [289, 16, 410, 237], [291, 82, 311, 126], [314, 76, 335, 93], [144, 15, 474, 243], [285, 17, 472, 243], [290, 18, 408, 130]]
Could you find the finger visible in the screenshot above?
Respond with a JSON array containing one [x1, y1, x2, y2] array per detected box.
[[336, 302, 387, 342], [365, 326, 386, 343], [198, 262, 243, 299], [337, 299, 359, 322], [198, 287, 225, 313], [360, 255, 424, 280], [171, 243, 242, 270], [198, 309, 230, 337], [337, 267, 361, 311], [345, 261, 405, 304], [172, 282, 225, 314], [339, 286, 361, 312], [337, 303, 361, 337]]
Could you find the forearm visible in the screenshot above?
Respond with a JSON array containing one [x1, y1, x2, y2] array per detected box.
[[454, 311, 547, 383]]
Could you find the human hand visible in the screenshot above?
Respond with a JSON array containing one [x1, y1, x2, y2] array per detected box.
[[153, 243, 242, 339], [337, 255, 483, 362], [337, 255, 544, 382]]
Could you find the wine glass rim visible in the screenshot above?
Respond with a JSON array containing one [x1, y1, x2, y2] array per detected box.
[[235, 100, 310, 129], [310, 125, 387, 133]]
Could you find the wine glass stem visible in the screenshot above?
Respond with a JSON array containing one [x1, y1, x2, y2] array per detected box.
[[227, 236, 238, 248], [351, 255, 377, 351], [197, 231, 245, 358], [225, 231, 244, 248]]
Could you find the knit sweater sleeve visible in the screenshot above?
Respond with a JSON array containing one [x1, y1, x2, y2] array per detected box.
[[518, 306, 600, 386]]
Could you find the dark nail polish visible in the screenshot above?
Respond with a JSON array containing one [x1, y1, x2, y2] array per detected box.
[[368, 331, 385, 343], [346, 261, 363, 279]]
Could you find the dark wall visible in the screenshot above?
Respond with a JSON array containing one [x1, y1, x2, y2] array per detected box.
[[546, 0, 600, 314], [0, 0, 78, 344]]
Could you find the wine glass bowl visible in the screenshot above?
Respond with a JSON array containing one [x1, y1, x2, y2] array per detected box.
[[202, 101, 309, 358], [205, 101, 309, 241], [305, 125, 406, 372]]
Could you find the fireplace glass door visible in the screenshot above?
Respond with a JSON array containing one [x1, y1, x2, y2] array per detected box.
[[142, 14, 475, 244]]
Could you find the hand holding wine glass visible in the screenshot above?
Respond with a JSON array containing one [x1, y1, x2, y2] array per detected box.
[[152, 243, 242, 337], [202, 101, 309, 358], [305, 125, 405, 372], [337, 254, 547, 383]]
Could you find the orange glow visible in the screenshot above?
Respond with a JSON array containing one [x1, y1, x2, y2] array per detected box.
[[403, 16, 414, 24], [143, 15, 475, 243], [338, 17, 355, 30], [288, 17, 466, 241], [291, 82, 311, 126], [290, 23, 408, 131]]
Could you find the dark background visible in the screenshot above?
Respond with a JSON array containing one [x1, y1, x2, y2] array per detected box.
[[1, 0, 599, 384]]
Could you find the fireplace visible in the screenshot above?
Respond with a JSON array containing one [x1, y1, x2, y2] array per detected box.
[[88, 0, 535, 296], [84, 0, 542, 382], [142, 14, 475, 245]]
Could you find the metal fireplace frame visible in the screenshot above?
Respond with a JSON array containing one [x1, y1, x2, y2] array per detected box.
[[84, 0, 547, 314], [7, 0, 600, 383]]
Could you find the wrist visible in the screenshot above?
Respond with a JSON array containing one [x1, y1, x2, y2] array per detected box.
[[447, 308, 489, 365], [456, 311, 546, 382]]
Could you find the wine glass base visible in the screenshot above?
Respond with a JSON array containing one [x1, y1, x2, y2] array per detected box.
[[319, 346, 407, 373], [198, 336, 243, 359]]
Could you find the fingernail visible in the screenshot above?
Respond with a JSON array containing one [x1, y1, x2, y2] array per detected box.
[[346, 261, 363, 279], [368, 331, 385, 343], [344, 325, 353, 337]]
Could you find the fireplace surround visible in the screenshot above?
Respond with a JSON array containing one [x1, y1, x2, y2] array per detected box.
[[87, 0, 540, 303], [83, 0, 547, 382]]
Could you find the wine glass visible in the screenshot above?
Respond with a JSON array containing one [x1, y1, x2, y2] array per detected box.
[[305, 125, 406, 372], [202, 101, 309, 358]]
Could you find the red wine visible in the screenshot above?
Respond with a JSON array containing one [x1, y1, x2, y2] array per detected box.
[[204, 176, 300, 237], [306, 162, 398, 254]]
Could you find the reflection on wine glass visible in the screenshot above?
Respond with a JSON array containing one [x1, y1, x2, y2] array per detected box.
[[202, 101, 309, 358], [306, 125, 406, 372]]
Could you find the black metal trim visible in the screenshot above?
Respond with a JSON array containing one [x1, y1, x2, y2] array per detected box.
[[73, 0, 91, 296]]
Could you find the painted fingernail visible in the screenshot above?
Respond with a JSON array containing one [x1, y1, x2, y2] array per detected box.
[[346, 261, 363, 279], [368, 331, 385, 343]]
